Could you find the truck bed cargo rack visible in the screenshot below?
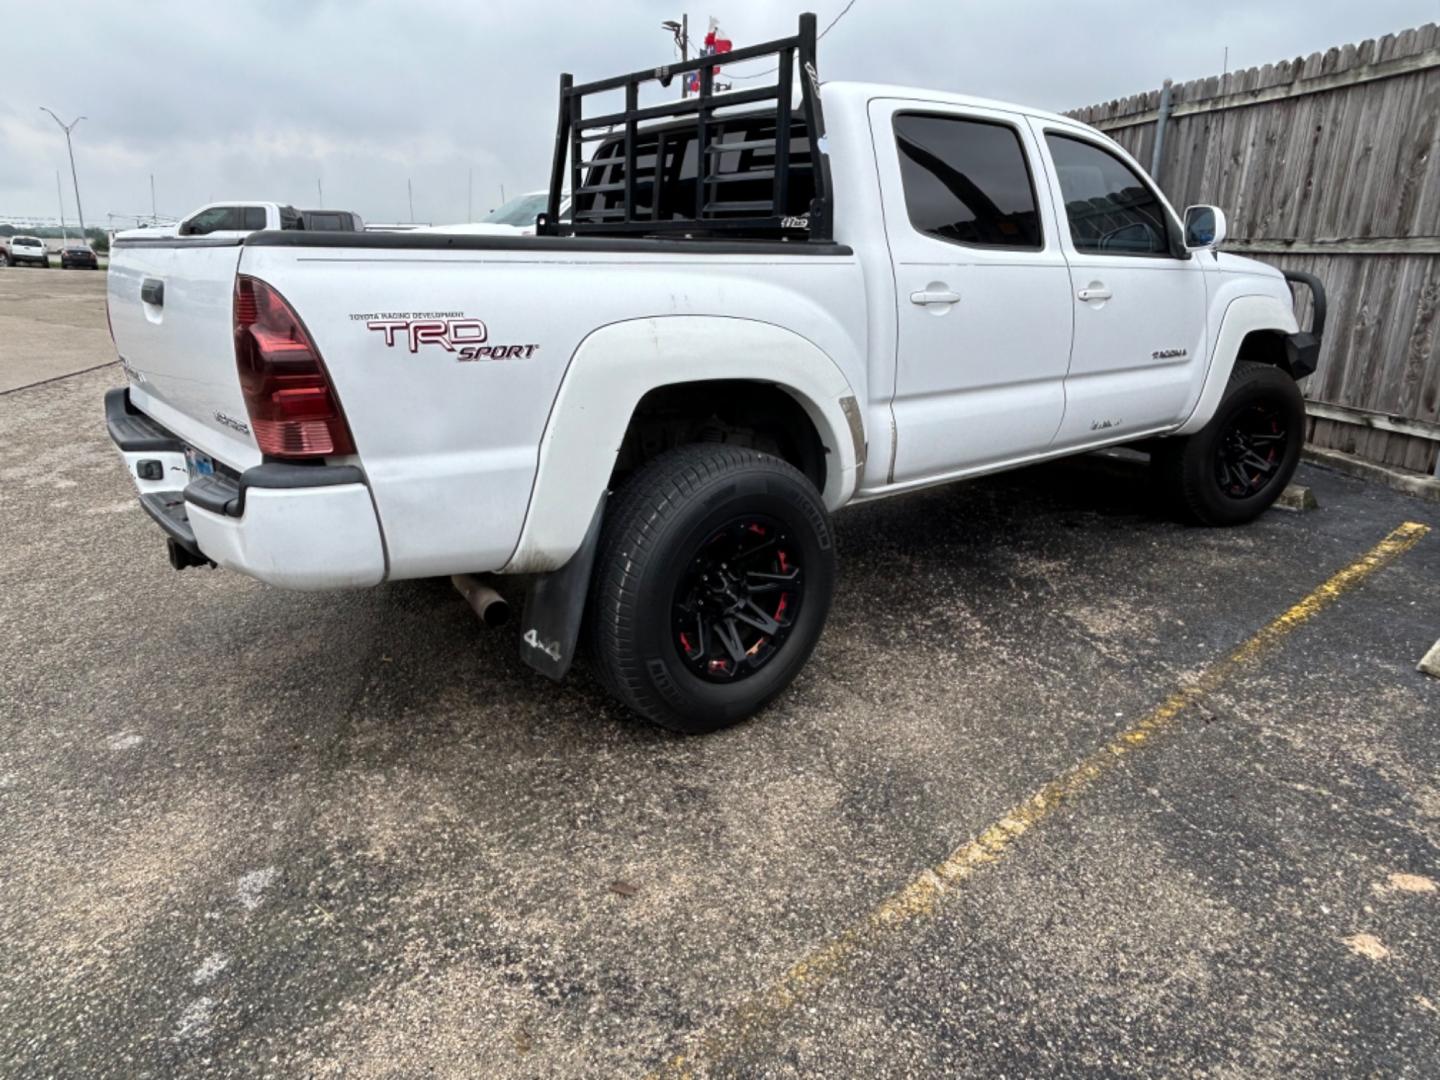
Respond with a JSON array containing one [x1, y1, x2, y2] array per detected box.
[[540, 12, 833, 242]]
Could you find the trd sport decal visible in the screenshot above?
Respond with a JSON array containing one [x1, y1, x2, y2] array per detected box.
[[350, 311, 539, 362]]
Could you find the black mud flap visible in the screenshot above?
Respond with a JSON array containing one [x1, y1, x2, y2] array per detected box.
[[518, 497, 606, 681]]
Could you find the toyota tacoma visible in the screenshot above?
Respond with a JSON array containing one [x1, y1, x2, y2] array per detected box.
[[104, 14, 1324, 733]]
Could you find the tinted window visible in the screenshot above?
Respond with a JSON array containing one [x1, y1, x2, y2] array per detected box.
[[894, 114, 1041, 249], [1045, 134, 1171, 255], [186, 206, 245, 234], [243, 207, 267, 230]]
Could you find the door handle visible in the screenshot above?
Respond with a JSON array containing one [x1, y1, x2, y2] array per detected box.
[[910, 289, 961, 306], [1077, 286, 1112, 302]]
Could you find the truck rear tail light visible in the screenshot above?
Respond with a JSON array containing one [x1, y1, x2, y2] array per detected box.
[[233, 275, 355, 457]]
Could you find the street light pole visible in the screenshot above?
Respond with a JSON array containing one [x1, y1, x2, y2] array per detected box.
[[662, 16, 689, 99], [55, 171, 68, 241], [40, 107, 86, 239]]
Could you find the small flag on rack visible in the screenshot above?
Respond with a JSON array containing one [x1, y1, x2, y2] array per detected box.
[[687, 16, 733, 93]]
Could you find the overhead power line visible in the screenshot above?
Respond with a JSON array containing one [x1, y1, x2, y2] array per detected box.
[[726, 0, 861, 80]]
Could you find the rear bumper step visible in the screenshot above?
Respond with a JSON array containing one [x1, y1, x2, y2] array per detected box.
[[139, 490, 204, 555], [184, 462, 367, 519], [105, 386, 183, 452]]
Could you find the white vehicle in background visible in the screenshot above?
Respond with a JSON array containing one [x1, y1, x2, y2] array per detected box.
[[113, 203, 292, 244], [481, 190, 569, 234], [5, 235, 50, 267], [420, 191, 570, 238], [102, 15, 1325, 734], [114, 203, 364, 244]]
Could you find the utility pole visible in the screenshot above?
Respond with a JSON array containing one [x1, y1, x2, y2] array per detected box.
[[407, 178, 414, 222], [663, 16, 689, 99], [55, 171, 68, 240], [40, 107, 86, 237]]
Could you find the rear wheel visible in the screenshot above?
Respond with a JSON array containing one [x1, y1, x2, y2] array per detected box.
[[1152, 361, 1305, 525], [588, 445, 835, 733]]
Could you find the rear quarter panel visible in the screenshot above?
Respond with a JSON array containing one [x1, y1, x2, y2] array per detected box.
[[238, 244, 868, 579]]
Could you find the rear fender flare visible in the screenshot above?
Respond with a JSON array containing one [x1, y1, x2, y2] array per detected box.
[[503, 315, 862, 573], [1173, 294, 1299, 436]]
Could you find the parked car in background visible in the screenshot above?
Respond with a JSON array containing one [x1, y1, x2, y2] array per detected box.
[[483, 190, 550, 231], [418, 190, 570, 239], [5, 236, 50, 267], [114, 202, 365, 245], [176, 202, 301, 236], [60, 240, 100, 269]]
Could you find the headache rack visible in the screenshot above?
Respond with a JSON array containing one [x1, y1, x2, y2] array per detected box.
[[539, 12, 834, 242]]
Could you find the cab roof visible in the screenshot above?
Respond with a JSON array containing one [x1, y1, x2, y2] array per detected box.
[[820, 81, 1091, 131]]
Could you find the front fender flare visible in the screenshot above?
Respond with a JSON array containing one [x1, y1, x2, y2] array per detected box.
[[502, 315, 863, 573], [1173, 294, 1299, 436]]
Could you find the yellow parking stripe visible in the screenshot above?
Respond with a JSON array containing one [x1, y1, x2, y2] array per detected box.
[[650, 520, 1431, 1079]]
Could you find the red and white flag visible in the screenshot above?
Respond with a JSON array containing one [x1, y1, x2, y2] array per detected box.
[[688, 16, 733, 93]]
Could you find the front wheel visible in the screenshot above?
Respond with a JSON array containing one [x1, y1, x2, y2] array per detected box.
[[588, 445, 836, 734], [1152, 361, 1305, 525]]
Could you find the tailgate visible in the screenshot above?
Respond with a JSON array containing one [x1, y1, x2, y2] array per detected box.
[[107, 239, 261, 469]]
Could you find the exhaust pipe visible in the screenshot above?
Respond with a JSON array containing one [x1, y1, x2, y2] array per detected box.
[[451, 574, 511, 628]]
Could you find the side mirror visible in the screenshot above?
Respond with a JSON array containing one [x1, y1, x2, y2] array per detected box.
[[178, 220, 195, 237], [1184, 204, 1227, 250]]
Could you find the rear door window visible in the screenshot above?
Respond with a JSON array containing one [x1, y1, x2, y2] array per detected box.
[[243, 207, 268, 230], [893, 113, 1042, 249]]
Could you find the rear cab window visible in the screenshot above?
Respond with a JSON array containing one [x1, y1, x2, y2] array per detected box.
[[1043, 133, 1175, 256], [893, 113, 1042, 249]]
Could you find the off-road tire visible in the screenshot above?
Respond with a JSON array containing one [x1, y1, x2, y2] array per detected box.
[[588, 445, 835, 734], [1152, 361, 1305, 525]]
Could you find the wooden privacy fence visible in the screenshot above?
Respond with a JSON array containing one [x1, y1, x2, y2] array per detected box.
[[1068, 23, 1440, 475]]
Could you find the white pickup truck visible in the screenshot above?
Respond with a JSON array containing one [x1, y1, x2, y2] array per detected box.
[[104, 15, 1324, 733]]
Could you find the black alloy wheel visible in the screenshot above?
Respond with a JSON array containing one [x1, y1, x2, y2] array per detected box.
[[671, 514, 804, 682], [1215, 402, 1288, 499]]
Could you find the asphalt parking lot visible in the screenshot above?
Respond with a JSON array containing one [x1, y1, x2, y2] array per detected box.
[[2, 269, 1438, 1077]]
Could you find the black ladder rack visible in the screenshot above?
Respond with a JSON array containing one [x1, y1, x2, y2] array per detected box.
[[540, 12, 833, 242]]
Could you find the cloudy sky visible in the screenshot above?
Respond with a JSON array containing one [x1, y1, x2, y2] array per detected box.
[[4, 0, 1436, 227]]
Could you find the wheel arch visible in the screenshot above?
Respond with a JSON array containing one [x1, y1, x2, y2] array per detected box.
[[502, 315, 864, 573], [1173, 293, 1300, 437]]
